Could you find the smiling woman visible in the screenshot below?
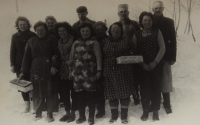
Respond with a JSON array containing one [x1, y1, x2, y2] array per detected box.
[[133, 11, 166, 121], [10, 16, 36, 114], [19, 21, 60, 123], [69, 22, 102, 125]]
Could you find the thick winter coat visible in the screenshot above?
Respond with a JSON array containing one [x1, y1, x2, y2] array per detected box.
[[154, 15, 177, 62], [10, 30, 36, 67], [21, 35, 60, 98]]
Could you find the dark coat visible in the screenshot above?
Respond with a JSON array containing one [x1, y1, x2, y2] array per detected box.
[[154, 15, 177, 62], [21, 35, 60, 98], [72, 18, 96, 40], [10, 30, 36, 67]]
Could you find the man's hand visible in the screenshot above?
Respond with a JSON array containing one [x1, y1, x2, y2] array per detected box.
[[141, 63, 150, 71], [11, 66, 15, 73], [148, 61, 158, 70], [18, 73, 24, 80], [52, 55, 57, 62], [50, 67, 58, 75], [169, 61, 175, 65]]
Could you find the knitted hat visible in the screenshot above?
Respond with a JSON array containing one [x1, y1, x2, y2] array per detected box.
[[118, 4, 128, 10], [94, 21, 108, 30], [76, 6, 87, 13], [45, 15, 57, 23]]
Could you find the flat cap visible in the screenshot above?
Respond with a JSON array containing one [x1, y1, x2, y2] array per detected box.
[[76, 6, 87, 13]]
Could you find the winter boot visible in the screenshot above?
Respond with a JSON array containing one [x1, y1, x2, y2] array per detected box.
[[22, 101, 30, 113], [121, 108, 128, 124], [109, 109, 118, 123], [33, 112, 42, 121], [140, 111, 149, 121], [46, 112, 54, 123], [152, 111, 159, 121]]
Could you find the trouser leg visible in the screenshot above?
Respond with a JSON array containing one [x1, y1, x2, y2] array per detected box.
[[70, 81, 78, 111], [151, 71, 161, 111], [21, 92, 30, 101], [59, 79, 71, 112], [140, 73, 151, 112], [76, 91, 86, 119], [33, 97, 45, 114], [46, 95, 59, 113], [162, 93, 170, 108], [96, 82, 105, 114], [87, 91, 96, 119]]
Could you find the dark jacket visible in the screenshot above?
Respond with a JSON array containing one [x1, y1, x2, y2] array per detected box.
[[10, 30, 36, 67], [72, 18, 96, 40], [154, 15, 177, 62], [21, 35, 60, 98]]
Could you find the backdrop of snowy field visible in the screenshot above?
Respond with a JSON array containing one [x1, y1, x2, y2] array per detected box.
[[0, 0, 200, 125]]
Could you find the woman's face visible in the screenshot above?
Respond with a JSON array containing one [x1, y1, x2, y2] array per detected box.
[[142, 15, 153, 29], [58, 27, 69, 38], [46, 19, 55, 31], [36, 25, 46, 38], [80, 27, 91, 39], [18, 20, 28, 32], [110, 24, 122, 38]]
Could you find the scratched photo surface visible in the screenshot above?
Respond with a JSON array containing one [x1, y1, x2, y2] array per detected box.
[[0, 0, 200, 125]]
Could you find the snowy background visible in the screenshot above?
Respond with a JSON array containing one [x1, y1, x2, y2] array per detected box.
[[0, 0, 200, 125]]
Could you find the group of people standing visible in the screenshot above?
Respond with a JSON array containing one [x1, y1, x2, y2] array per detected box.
[[10, 1, 176, 125]]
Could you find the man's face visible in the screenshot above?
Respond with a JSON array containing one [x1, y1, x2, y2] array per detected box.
[[46, 19, 55, 31], [152, 2, 164, 16], [95, 25, 106, 38], [78, 12, 88, 21], [118, 8, 129, 20]]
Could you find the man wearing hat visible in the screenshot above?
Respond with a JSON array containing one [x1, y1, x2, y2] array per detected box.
[[117, 4, 141, 106], [72, 6, 96, 40], [92, 21, 109, 118]]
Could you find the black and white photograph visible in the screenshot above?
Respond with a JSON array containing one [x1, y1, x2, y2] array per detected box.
[[0, 0, 200, 125]]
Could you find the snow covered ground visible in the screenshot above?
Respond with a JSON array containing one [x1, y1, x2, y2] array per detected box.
[[0, 0, 200, 125]]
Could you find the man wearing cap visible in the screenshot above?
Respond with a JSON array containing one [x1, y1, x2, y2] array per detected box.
[[152, 1, 176, 114], [92, 21, 109, 118], [72, 6, 96, 40], [45, 15, 60, 39], [117, 4, 141, 106]]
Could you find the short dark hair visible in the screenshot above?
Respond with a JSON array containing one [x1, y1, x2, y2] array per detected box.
[[94, 21, 108, 31], [139, 11, 154, 28], [77, 22, 95, 36], [33, 21, 48, 32], [15, 16, 31, 30], [54, 22, 72, 35], [76, 6, 87, 13], [108, 22, 124, 37]]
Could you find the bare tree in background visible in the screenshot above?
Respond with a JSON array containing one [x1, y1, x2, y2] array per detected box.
[[181, 0, 200, 42], [169, 0, 181, 36], [16, 0, 18, 12]]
